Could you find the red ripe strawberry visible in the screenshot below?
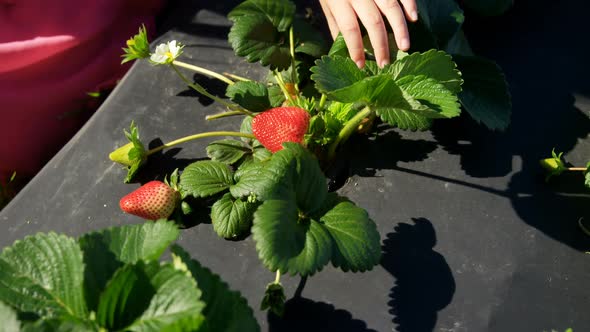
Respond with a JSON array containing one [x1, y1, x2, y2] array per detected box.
[[252, 107, 310, 153], [119, 181, 180, 220]]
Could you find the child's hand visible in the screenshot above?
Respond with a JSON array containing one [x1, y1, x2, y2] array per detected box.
[[319, 0, 418, 68]]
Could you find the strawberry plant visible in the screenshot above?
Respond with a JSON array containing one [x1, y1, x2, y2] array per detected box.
[[0, 221, 259, 331], [109, 0, 511, 316]]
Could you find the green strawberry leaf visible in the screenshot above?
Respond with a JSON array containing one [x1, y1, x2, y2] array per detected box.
[[180, 161, 234, 198], [286, 143, 327, 213], [249, 144, 334, 275], [311, 55, 366, 94], [374, 107, 433, 131], [211, 193, 258, 240], [240, 116, 256, 146], [0, 233, 87, 319], [328, 34, 349, 58], [293, 17, 327, 58], [319, 196, 382, 272], [123, 262, 206, 332], [317, 72, 442, 130], [313, 53, 460, 120], [461, 0, 513, 16], [96, 263, 156, 330], [326, 102, 357, 125], [78, 220, 180, 311], [453, 55, 511, 130], [267, 85, 286, 107], [230, 160, 281, 200], [252, 197, 333, 276], [253, 142, 272, 161], [228, 0, 296, 70], [416, 0, 464, 48], [395, 75, 462, 118], [362, 61, 381, 76], [444, 30, 474, 56], [388, 49, 463, 93], [80, 220, 179, 263], [226, 81, 272, 112], [323, 74, 398, 104], [207, 140, 251, 165], [228, 0, 295, 31], [171, 246, 261, 332], [0, 301, 20, 332], [21, 317, 98, 332], [231, 143, 317, 201]]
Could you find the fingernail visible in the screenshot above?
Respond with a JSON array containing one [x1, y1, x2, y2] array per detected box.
[[355, 60, 364, 69], [411, 11, 418, 21], [400, 38, 410, 51], [380, 60, 390, 68]]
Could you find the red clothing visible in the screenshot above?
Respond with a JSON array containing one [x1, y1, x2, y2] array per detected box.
[[0, 0, 162, 182]]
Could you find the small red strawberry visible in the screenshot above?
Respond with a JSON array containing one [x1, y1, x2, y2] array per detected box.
[[252, 107, 310, 153], [119, 181, 180, 220]]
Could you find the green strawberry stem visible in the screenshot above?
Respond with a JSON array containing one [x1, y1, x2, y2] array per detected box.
[[289, 26, 300, 94], [170, 63, 254, 116], [568, 167, 586, 171], [327, 105, 373, 160], [273, 70, 295, 105], [146, 131, 255, 155], [275, 270, 281, 284], [172, 60, 235, 85], [206, 110, 250, 121], [317, 94, 327, 111], [223, 72, 250, 82]]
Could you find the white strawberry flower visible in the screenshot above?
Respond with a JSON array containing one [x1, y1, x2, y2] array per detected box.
[[150, 40, 183, 65]]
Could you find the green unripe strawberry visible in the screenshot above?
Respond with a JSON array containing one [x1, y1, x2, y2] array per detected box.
[[109, 142, 136, 167], [540, 158, 565, 172], [540, 149, 567, 181]]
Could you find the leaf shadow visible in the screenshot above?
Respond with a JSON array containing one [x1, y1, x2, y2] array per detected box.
[[176, 74, 228, 107], [381, 218, 456, 332], [345, 126, 439, 178], [267, 296, 377, 332], [426, 0, 590, 250], [130, 138, 205, 185]]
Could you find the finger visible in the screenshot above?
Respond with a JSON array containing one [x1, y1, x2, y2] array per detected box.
[[350, 0, 390, 68], [400, 0, 419, 22], [319, 0, 340, 39], [375, 0, 411, 51], [327, 0, 365, 68]]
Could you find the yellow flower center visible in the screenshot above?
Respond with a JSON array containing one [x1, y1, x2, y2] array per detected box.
[[166, 51, 174, 59]]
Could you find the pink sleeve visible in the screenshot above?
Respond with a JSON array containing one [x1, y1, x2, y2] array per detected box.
[[0, 0, 163, 182]]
